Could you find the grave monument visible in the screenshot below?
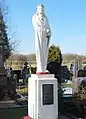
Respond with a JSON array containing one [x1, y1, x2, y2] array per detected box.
[[28, 4, 58, 119]]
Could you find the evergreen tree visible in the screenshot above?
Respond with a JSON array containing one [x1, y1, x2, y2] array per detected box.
[[0, 8, 11, 61], [48, 44, 62, 64]]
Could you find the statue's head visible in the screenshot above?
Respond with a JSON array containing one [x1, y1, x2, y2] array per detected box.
[[37, 4, 44, 14]]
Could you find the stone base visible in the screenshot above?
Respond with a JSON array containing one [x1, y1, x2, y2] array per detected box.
[[28, 74, 58, 119]]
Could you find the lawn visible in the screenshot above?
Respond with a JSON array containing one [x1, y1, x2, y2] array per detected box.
[[62, 81, 72, 88], [16, 87, 28, 95], [0, 106, 28, 119], [65, 83, 72, 88]]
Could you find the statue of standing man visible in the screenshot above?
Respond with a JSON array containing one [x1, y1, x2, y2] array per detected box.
[[32, 4, 51, 73]]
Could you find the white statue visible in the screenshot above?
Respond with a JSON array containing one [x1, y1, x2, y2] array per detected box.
[[32, 4, 51, 73]]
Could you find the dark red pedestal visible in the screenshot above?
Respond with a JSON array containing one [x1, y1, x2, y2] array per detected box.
[[23, 115, 31, 119], [36, 71, 49, 75]]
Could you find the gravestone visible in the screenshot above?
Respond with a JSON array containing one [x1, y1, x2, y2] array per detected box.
[[72, 70, 86, 94]]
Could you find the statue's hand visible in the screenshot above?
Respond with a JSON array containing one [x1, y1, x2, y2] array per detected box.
[[46, 29, 51, 38]]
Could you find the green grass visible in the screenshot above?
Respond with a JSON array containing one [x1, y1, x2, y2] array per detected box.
[[65, 83, 72, 87], [0, 106, 28, 119], [16, 87, 28, 95], [62, 82, 72, 88]]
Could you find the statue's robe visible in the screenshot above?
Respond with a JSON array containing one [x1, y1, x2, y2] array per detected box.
[[32, 13, 51, 72]]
